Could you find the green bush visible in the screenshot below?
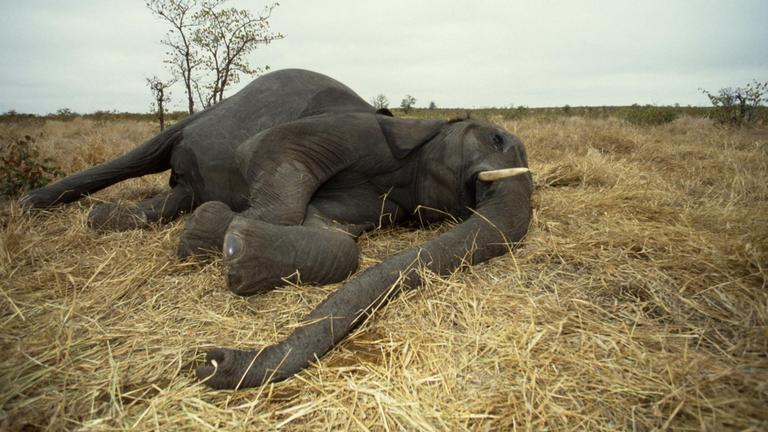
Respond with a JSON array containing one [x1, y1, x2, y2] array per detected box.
[[618, 105, 679, 126], [0, 135, 64, 198], [700, 80, 768, 126]]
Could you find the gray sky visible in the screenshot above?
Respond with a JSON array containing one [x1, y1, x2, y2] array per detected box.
[[1, 0, 766, 114]]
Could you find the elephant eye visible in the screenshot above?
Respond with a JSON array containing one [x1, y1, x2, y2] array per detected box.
[[492, 134, 505, 151]]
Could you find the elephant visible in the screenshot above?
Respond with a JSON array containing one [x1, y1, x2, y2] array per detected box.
[[20, 69, 533, 390]]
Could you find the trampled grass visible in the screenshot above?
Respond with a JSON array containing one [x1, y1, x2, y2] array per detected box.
[[1, 116, 766, 430]]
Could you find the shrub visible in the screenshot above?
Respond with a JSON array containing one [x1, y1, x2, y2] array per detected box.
[[619, 105, 678, 126], [700, 80, 767, 125], [0, 135, 64, 198], [501, 105, 531, 120], [53, 108, 79, 121]]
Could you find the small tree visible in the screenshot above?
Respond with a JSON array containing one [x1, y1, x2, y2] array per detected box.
[[428, 101, 437, 110], [700, 80, 767, 125], [370, 94, 389, 109], [147, 76, 175, 130], [146, 0, 201, 114], [147, 0, 283, 112], [400, 95, 416, 114], [193, 1, 283, 107]]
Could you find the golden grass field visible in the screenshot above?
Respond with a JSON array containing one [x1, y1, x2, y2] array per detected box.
[[1, 115, 766, 430]]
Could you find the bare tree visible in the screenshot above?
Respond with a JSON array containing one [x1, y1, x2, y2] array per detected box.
[[370, 94, 389, 109], [146, 0, 201, 114], [147, 0, 283, 112], [193, 2, 283, 107], [147, 76, 175, 130]]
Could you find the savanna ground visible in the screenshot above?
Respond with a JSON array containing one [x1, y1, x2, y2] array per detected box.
[[1, 113, 766, 430]]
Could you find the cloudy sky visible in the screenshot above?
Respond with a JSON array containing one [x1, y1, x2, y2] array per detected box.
[[1, 1, 766, 114]]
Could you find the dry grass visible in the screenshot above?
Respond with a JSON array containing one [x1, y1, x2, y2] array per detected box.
[[1, 116, 766, 431]]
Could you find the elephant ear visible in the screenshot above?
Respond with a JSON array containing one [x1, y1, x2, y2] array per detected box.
[[377, 116, 445, 159]]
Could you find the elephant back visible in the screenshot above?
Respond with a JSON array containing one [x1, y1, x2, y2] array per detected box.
[[184, 69, 373, 151], [171, 69, 375, 209]]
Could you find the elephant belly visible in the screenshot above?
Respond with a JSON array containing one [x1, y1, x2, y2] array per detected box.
[[310, 183, 405, 227], [170, 143, 251, 211]]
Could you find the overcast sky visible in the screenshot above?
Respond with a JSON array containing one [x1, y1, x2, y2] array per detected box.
[[1, 1, 766, 114]]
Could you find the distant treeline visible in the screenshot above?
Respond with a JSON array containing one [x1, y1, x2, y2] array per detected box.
[[0, 110, 190, 123], [393, 105, 768, 126], [3, 105, 767, 127]]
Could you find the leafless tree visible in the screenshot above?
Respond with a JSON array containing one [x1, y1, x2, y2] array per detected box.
[[370, 94, 389, 109], [146, 0, 201, 114], [147, 0, 283, 112], [193, 2, 283, 108], [147, 76, 175, 130]]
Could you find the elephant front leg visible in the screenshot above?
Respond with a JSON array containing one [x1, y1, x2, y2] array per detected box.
[[88, 185, 194, 231], [222, 216, 359, 296], [177, 201, 236, 259]]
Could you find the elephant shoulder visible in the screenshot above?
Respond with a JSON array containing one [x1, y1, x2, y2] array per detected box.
[[376, 116, 445, 159], [299, 87, 374, 118]]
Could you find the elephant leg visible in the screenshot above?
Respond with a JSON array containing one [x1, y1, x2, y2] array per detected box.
[[223, 215, 359, 296], [178, 203, 370, 262], [177, 201, 236, 259], [87, 185, 194, 231]]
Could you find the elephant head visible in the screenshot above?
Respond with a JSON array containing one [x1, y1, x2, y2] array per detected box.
[[196, 117, 533, 389], [413, 117, 532, 224]]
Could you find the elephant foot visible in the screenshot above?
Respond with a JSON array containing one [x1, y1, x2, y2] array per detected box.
[[178, 201, 235, 259], [87, 203, 149, 231], [223, 217, 359, 296]]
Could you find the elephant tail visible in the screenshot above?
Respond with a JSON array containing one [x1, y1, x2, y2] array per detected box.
[[19, 113, 199, 209]]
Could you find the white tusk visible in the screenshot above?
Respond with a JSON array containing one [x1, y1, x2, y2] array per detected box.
[[477, 167, 530, 181]]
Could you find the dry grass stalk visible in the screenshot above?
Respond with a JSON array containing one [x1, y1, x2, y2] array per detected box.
[[1, 116, 766, 430]]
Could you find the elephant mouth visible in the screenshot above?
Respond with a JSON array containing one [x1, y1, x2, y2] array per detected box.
[[471, 167, 530, 207]]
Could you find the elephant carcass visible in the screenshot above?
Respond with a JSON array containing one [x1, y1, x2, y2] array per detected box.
[[20, 69, 533, 389]]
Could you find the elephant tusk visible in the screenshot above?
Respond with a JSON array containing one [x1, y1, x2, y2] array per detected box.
[[477, 167, 530, 181]]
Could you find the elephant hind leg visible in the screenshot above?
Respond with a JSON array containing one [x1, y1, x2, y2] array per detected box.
[[87, 185, 194, 231], [224, 216, 359, 296], [20, 129, 184, 210]]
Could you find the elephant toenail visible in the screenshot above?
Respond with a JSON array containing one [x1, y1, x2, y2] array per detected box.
[[223, 233, 245, 260]]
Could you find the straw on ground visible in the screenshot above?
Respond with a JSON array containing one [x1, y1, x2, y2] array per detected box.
[[1, 115, 766, 430]]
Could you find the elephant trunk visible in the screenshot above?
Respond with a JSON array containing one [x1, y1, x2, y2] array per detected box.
[[197, 176, 532, 389]]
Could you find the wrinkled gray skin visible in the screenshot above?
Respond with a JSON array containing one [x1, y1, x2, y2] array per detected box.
[[21, 69, 532, 390]]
